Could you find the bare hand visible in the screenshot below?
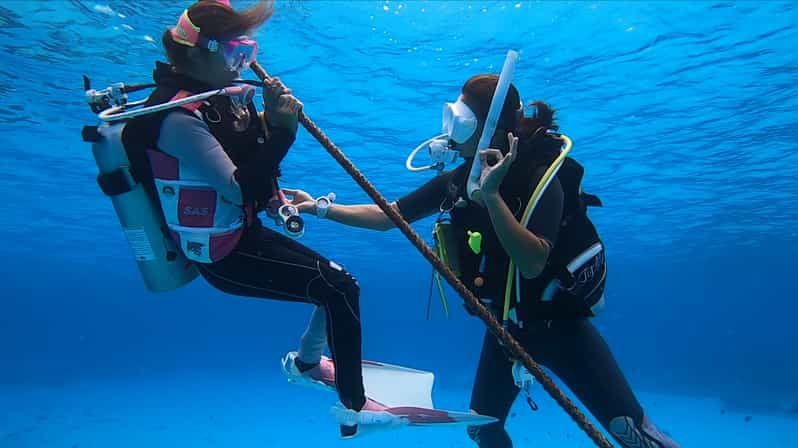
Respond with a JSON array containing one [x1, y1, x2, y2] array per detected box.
[[478, 132, 519, 196], [263, 77, 302, 131], [282, 188, 315, 214]]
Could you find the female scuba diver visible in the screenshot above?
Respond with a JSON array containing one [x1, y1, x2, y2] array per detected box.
[[117, 0, 387, 436], [283, 74, 681, 447]]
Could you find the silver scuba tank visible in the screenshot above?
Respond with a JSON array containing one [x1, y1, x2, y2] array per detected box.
[[84, 121, 198, 292]]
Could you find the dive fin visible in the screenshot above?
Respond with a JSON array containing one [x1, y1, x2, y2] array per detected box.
[[281, 352, 435, 408], [331, 404, 498, 439], [281, 351, 496, 438], [361, 359, 435, 408]]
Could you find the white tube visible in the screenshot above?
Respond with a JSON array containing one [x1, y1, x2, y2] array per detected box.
[[467, 50, 519, 202], [98, 85, 252, 122], [406, 133, 448, 172]]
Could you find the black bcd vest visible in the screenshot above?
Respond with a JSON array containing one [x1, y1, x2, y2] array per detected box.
[[446, 144, 605, 321]]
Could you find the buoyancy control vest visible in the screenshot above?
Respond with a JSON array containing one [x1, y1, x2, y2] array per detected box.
[[121, 63, 288, 263], [446, 139, 606, 321], [83, 63, 293, 291]]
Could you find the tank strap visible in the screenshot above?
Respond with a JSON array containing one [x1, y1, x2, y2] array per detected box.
[[97, 167, 138, 196]]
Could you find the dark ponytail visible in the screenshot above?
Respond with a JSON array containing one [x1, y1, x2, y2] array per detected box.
[[162, 0, 274, 69], [519, 100, 559, 139], [515, 100, 561, 170]]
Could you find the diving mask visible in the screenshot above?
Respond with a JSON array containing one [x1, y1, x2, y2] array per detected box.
[[406, 99, 478, 172], [171, 10, 259, 73], [442, 99, 478, 144], [201, 35, 259, 72]]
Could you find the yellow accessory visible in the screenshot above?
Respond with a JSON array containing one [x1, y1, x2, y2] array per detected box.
[[432, 221, 455, 318], [467, 230, 482, 254], [502, 133, 573, 326]]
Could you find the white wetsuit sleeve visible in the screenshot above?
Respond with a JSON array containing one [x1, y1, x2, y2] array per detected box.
[[157, 111, 243, 205]]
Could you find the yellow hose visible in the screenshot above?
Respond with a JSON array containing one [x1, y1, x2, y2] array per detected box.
[[502, 134, 573, 325], [433, 223, 452, 318]]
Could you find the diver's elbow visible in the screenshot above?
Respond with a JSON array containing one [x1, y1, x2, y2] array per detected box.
[[519, 238, 551, 279], [518, 251, 549, 279], [373, 208, 397, 232]]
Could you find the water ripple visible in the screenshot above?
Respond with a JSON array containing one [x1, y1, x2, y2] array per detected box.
[[0, 0, 796, 261]]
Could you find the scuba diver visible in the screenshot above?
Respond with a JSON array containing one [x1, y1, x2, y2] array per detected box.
[[82, 0, 496, 438], [83, 0, 378, 437], [281, 70, 682, 447]]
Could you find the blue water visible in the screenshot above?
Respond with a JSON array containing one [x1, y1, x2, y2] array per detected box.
[[1, 1, 797, 447]]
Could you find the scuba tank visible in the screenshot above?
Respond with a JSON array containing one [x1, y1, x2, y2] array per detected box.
[[82, 78, 198, 292]]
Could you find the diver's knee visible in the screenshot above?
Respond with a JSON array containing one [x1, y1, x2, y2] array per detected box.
[[320, 260, 360, 299], [344, 274, 360, 298], [337, 269, 360, 300], [609, 415, 680, 448], [467, 423, 512, 448]]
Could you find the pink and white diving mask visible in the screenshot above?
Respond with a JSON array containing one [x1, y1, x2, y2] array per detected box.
[[170, 9, 259, 73], [207, 35, 259, 72]]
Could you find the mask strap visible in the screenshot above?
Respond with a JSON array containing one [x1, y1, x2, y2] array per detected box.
[[532, 126, 549, 139], [170, 10, 200, 47], [511, 102, 528, 133], [170, 0, 233, 48]]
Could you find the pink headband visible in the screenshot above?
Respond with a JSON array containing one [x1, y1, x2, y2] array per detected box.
[[169, 1, 233, 47], [170, 10, 200, 46]]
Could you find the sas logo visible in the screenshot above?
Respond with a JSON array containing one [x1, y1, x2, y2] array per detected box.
[[183, 206, 210, 216], [186, 241, 204, 257]]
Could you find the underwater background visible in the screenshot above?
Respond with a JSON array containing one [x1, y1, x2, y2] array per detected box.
[[1, 1, 797, 446]]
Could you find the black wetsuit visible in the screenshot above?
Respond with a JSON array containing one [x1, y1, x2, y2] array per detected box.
[[397, 161, 678, 448], [126, 63, 366, 412], [197, 221, 365, 412]]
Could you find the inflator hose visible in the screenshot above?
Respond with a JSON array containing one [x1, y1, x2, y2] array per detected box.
[[250, 61, 614, 448]]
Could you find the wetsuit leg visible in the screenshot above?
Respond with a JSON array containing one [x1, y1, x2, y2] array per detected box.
[[467, 330, 519, 448], [531, 319, 680, 448], [197, 223, 366, 411]]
